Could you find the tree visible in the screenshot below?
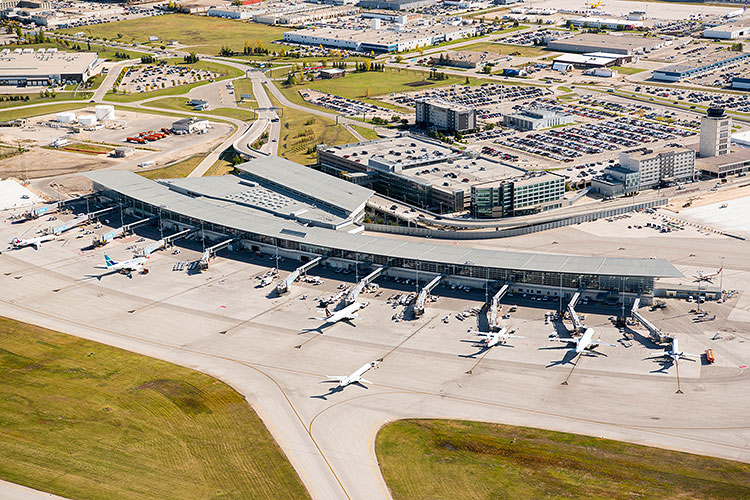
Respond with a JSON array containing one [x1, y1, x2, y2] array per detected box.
[[464, 76, 470, 85], [394, 55, 402, 63]]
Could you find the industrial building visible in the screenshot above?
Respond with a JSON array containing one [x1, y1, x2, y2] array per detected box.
[[357, 0, 435, 10], [732, 77, 750, 90], [86, 168, 680, 301], [551, 53, 618, 69], [283, 25, 476, 53], [502, 106, 574, 131], [703, 18, 750, 39], [316, 134, 565, 215], [255, 4, 356, 24], [207, 6, 254, 19], [0, 50, 100, 86], [415, 98, 476, 132], [652, 52, 750, 82], [172, 117, 209, 134], [699, 107, 732, 158], [546, 33, 664, 56]]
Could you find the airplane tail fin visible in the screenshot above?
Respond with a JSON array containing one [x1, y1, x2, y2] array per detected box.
[[324, 308, 332, 318], [104, 255, 117, 267]]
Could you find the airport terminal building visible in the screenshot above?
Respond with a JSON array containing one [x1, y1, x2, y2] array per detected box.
[[86, 164, 682, 302]]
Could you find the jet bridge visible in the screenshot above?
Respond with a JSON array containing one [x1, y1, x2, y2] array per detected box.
[[86, 206, 117, 221], [199, 237, 236, 270], [566, 290, 585, 333], [488, 283, 510, 332], [92, 217, 154, 247], [345, 265, 387, 305], [631, 297, 673, 344], [135, 228, 194, 257], [277, 256, 324, 295], [47, 215, 89, 235], [414, 274, 443, 317]]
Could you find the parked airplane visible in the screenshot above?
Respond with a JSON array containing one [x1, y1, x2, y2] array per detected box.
[[10, 234, 56, 249], [471, 327, 523, 348], [97, 254, 149, 277], [551, 327, 615, 354], [324, 361, 380, 389], [693, 268, 722, 284], [653, 338, 699, 363], [315, 301, 366, 326]]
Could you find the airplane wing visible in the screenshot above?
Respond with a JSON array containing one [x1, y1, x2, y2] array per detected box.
[[345, 314, 361, 320], [594, 339, 617, 347], [507, 335, 525, 339], [359, 378, 373, 385], [324, 376, 345, 382], [32, 242, 41, 250]]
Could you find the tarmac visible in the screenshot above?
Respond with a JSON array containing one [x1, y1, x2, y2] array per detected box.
[[1, 209, 749, 500]]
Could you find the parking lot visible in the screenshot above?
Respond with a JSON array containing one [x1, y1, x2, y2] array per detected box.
[[300, 89, 403, 120], [381, 82, 552, 122], [630, 86, 750, 114], [119, 64, 218, 94]]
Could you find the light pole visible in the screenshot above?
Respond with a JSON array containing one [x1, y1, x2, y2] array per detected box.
[[720, 256, 724, 298]]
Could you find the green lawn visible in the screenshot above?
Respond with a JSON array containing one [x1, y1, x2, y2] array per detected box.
[[0, 93, 89, 111], [377, 419, 750, 500], [611, 66, 647, 75], [54, 142, 113, 155], [268, 88, 357, 165], [57, 14, 288, 56], [139, 154, 206, 179], [0, 315, 309, 500], [351, 124, 380, 141], [233, 77, 256, 108], [0, 102, 88, 122], [144, 97, 256, 121]]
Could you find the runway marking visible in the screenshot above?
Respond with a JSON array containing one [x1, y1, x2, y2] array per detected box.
[[465, 348, 492, 375], [561, 352, 582, 385], [126, 266, 248, 314]]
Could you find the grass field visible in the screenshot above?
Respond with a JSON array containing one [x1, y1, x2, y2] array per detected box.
[[611, 66, 647, 75], [233, 77, 257, 108], [54, 142, 113, 155], [0, 102, 88, 122], [57, 14, 288, 56], [144, 98, 255, 121], [267, 87, 356, 165], [376, 419, 750, 500], [0, 93, 89, 111], [139, 154, 206, 179], [0, 315, 309, 500], [351, 124, 380, 141]]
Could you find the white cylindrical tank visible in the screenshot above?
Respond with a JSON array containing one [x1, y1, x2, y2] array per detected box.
[[56, 112, 77, 123], [95, 105, 114, 121], [78, 114, 97, 126]]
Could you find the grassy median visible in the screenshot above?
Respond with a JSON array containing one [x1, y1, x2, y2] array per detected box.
[[376, 419, 750, 500], [0, 316, 309, 500]]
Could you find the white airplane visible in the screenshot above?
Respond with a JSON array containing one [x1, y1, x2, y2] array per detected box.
[[551, 327, 615, 354], [471, 327, 524, 348], [655, 338, 700, 363], [693, 267, 721, 284], [97, 254, 149, 276], [315, 301, 366, 326], [324, 361, 380, 389], [10, 234, 56, 249]]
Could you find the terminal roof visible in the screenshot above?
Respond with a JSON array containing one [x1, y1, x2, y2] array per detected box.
[[87, 170, 683, 279]]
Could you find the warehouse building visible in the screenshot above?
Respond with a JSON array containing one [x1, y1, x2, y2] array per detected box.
[[703, 19, 750, 40], [568, 17, 643, 29], [652, 52, 750, 82], [502, 106, 574, 131], [87, 168, 681, 301], [283, 25, 476, 53], [0, 50, 99, 86], [546, 33, 664, 56], [551, 53, 618, 69], [357, 0, 435, 9], [415, 98, 476, 132], [317, 134, 565, 215]]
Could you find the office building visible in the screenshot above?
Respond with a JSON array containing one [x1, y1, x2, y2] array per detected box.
[[697, 149, 750, 177], [317, 135, 565, 215], [619, 147, 696, 188], [415, 98, 476, 132], [699, 107, 732, 158], [502, 106, 574, 131]]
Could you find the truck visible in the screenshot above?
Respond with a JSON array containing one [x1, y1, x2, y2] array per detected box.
[[138, 160, 155, 168]]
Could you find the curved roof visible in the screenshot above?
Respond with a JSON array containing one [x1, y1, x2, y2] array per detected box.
[[86, 170, 683, 279]]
